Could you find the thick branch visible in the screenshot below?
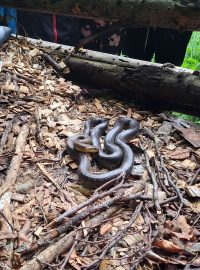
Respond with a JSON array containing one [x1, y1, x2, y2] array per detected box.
[[22, 37, 200, 116], [2, 0, 200, 31], [65, 55, 200, 116]]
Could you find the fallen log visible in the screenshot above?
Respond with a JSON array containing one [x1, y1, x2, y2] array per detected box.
[[64, 51, 200, 116], [18, 37, 200, 116], [2, 0, 200, 31]]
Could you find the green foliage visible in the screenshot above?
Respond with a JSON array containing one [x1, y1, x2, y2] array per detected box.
[[173, 112, 200, 125], [174, 32, 200, 124], [182, 32, 200, 70]]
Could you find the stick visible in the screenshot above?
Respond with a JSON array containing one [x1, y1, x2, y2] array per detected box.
[[189, 167, 200, 185], [84, 202, 143, 269], [21, 206, 120, 269], [47, 176, 126, 228], [0, 124, 29, 197], [38, 193, 151, 248], [139, 142, 161, 213], [154, 138, 186, 208], [20, 231, 76, 270], [0, 119, 14, 153]]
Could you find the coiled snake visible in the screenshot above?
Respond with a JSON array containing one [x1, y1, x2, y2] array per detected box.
[[67, 117, 140, 188]]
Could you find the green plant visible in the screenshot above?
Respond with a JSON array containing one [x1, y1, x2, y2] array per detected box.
[[182, 32, 200, 70], [173, 32, 200, 124]]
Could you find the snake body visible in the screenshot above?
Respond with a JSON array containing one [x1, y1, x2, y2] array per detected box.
[[91, 119, 124, 168], [67, 117, 140, 188]]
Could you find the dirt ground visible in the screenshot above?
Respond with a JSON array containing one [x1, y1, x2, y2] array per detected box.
[[0, 38, 200, 270]]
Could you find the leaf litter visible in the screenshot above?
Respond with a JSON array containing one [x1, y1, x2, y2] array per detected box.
[[0, 37, 199, 270]]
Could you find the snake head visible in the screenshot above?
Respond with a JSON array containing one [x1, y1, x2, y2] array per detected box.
[[74, 134, 99, 153]]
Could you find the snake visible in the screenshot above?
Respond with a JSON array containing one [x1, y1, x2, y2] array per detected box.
[[73, 135, 99, 153], [90, 119, 126, 168], [67, 117, 140, 188]]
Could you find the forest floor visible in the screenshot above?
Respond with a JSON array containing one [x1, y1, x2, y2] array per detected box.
[[0, 38, 200, 270]]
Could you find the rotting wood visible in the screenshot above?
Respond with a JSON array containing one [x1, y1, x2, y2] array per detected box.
[[65, 55, 200, 116], [16, 37, 200, 117], [2, 0, 200, 31], [0, 192, 14, 268], [0, 124, 29, 197]]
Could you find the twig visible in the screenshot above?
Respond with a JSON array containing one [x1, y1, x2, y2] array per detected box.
[[47, 176, 126, 228], [23, 205, 119, 258], [154, 138, 186, 208], [3, 68, 42, 84], [35, 259, 63, 268], [154, 158, 171, 196], [139, 142, 161, 213], [0, 210, 14, 231], [130, 206, 159, 269], [160, 195, 178, 205], [43, 53, 63, 73], [94, 172, 125, 194], [0, 123, 29, 197], [53, 193, 150, 237], [35, 193, 151, 250], [37, 163, 61, 191], [83, 202, 143, 269], [37, 163, 77, 206], [34, 107, 43, 145], [0, 192, 14, 267], [20, 231, 76, 270], [35, 194, 48, 225], [0, 119, 14, 153], [189, 167, 200, 185], [60, 231, 79, 270]]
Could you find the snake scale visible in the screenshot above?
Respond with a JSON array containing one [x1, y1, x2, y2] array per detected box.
[[67, 117, 140, 188]]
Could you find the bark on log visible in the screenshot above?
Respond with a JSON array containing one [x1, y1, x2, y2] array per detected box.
[[2, 0, 200, 31], [21, 37, 200, 116], [65, 55, 200, 116]]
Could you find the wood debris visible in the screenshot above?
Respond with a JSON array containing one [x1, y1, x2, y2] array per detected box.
[[0, 37, 199, 270]]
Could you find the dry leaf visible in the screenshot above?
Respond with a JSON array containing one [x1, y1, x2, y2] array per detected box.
[[186, 183, 200, 197], [169, 216, 193, 241], [146, 149, 155, 159], [94, 98, 105, 112], [20, 85, 29, 94], [100, 222, 113, 236], [153, 239, 183, 253], [29, 48, 41, 57], [59, 61, 66, 69], [99, 260, 110, 270], [173, 124, 200, 148], [34, 226, 43, 237], [182, 159, 196, 170], [157, 121, 173, 136], [166, 144, 176, 151], [176, 180, 187, 189], [169, 148, 190, 160], [143, 118, 154, 127], [123, 234, 143, 246], [69, 162, 79, 169]]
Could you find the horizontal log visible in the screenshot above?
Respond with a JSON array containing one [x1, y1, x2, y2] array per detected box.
[[65, 57, 200, 116], [17, 36, 200, 116], [2, 0, 200, 31]]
